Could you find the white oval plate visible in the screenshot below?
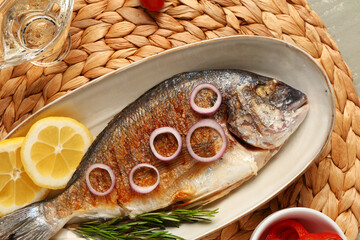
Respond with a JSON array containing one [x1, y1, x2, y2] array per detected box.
[[8, 36, 335, 240]]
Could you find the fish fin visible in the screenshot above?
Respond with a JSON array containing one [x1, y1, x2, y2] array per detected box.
[[179, 175, 253, 210], [0, 202, 65, 240]]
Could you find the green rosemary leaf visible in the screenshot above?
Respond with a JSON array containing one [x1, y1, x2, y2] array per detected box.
[[68, 208, 218, 240]]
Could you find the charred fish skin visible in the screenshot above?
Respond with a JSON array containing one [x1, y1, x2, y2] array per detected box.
[[0, 70, 309, 240]]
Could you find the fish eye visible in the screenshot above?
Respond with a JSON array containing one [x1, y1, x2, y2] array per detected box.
[[256, 81, 276, 97]]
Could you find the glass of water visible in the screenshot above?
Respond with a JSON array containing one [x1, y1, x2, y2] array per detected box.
[[0, 0, 73, 69]]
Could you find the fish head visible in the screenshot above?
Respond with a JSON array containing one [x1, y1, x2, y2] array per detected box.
[[227, 77, 309, 149]]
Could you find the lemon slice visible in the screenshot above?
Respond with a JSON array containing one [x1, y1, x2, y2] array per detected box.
[[0, 137, 49, 216], [21, 117, 93, 189]]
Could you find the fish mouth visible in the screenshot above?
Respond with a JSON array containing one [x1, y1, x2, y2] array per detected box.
[[291, 100, 310, 127], [284, 91, 308, 113]]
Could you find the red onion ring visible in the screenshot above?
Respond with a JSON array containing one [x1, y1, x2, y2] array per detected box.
[[149, 127, 182, 161], [190, 83, 222, 115], [129, 163, 160, 194], [86, 163, 116, 196], [186, 119, 227, 162]]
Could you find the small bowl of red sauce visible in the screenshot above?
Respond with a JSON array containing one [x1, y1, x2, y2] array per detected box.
[[250, 207, 346, 240]]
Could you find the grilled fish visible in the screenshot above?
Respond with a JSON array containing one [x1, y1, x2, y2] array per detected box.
[[0, 70, 309, 240]]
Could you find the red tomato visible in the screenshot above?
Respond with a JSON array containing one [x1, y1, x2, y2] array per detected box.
[[141, 0, 165, 11]]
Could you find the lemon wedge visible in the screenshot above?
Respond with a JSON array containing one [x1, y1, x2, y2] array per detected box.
[[21, 117, 93, 189], [0, 137, 49, 216]]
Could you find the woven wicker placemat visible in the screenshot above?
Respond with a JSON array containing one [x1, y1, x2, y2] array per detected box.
[[0, 0, 359, 239]]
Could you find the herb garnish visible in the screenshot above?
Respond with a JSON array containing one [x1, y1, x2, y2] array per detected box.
[[68, 208, 219, 240]]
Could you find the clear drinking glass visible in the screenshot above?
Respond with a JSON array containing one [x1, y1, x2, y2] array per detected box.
[[0, 0, 73, 69]]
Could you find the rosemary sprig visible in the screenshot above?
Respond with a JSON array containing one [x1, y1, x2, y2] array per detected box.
[[67, 208, 219, 240]]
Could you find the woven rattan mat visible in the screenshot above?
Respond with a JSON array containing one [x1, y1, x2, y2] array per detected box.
[[1, 0, 359, 239]]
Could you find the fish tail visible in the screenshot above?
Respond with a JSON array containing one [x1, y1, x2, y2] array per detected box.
[[0, 202, 66, 240]]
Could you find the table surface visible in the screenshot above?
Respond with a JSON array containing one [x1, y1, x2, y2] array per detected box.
[[307, 0, 360, 95], [307, 1, 360, 238], [0, 0, 358, 238]]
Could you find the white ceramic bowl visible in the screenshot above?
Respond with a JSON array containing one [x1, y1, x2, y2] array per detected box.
[[250, 207, 346, 240]]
